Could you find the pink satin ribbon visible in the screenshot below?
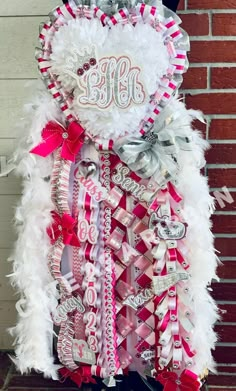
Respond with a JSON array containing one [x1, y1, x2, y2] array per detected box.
[[105, 186, 123, 209], [47, 211, 80, 247], [30, 121, 85, 162], [106, 227, 125, 251], [116, 242, 140, 267], [139, 229, 158, 251], [113, 207, 135, 227], [118, 346, 133, 369], [117, 314, 134, 337], [133, 203, 148, 219], [167, 182, 182, 203], [116, 280, 135, 299]]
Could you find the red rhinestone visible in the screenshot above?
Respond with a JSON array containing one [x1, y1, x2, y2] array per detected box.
[[77, 67, 84, 76], [90, 58, 97, 66], [83, 62, 90, 71]]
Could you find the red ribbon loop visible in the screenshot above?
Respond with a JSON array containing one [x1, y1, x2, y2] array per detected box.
[[59, 366, 96, 388], [47, 211, 80, 247], [30, 121, 85, 162], [157, 369, 201, 391]]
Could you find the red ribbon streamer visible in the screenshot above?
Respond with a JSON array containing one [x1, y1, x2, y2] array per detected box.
[[59, 366, 96, 388], [47, 211, 80, 247], [157, 369, 201, 391], [30, 121, 85, 162]]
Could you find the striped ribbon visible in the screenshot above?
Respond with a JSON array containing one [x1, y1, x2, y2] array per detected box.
[[98, 152, 120, 378], [72, 154, 86, 342]]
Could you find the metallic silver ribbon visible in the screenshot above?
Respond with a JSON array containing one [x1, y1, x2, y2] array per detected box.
[[153, 272, 189, 296], [113, 130, 192, 180]]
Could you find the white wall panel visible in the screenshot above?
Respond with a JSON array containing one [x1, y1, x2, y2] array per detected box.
[[0, 0, 59, 16]]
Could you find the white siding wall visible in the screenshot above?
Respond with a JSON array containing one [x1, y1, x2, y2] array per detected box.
[[0, 0, 59, 349]]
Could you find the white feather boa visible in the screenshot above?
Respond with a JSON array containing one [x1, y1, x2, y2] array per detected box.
[[171, 100, 219, 374], [9, 85, 64, 378]]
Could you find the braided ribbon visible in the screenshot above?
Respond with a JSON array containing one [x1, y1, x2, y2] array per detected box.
[[157, 369, 201, 391], [30, 121, 85, 162]]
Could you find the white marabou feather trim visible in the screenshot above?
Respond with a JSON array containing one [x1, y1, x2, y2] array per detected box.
[[9, 82, 63, 378]]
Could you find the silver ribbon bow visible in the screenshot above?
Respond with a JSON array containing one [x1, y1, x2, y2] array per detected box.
[[113, 131, 192, 180]]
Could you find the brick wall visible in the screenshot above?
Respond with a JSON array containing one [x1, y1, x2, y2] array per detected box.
[[178, 0, 236, 389]]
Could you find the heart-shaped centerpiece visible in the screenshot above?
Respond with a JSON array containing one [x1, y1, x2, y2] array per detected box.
[[38, 3, 187, 139]]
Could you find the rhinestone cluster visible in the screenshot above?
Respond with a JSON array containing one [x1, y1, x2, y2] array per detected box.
[[77, 57, 97, 76]]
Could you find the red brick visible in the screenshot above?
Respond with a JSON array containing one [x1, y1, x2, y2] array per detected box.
[[209, 119, 236, 139], [188, 0, 236, 9], [182, 67, 207, 89], [189, 41, 236, 63], [213, 346, 236, 364], [185, 93, 236, 114], [217, 364, 236, 373], [180, 13, 209, 36], [193, 119, 207, 138], [209, 388, 236, 391], [212, 214, 236, 233], [213, 14, 236, 35], [217, 261, 236, 279], [215, 237, 236, 256], [218, 304, 236, 322], [208, 168, 236, 188], [206, 144, 236, 164], [212, 282, 236, 301], [208, 373, 236, 386], [211, 191, 236, 211], [215, 325, 236, 343], [211, 67, 236, 89], [178, 0, 185, 10]]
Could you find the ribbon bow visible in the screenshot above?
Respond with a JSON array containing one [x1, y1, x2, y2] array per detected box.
[[30, 121, 85, 162], [157, 369, 201, 391], [113, 130, 191, 180], [60, 366, 96, 388], [47, 211, 80, 247]]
